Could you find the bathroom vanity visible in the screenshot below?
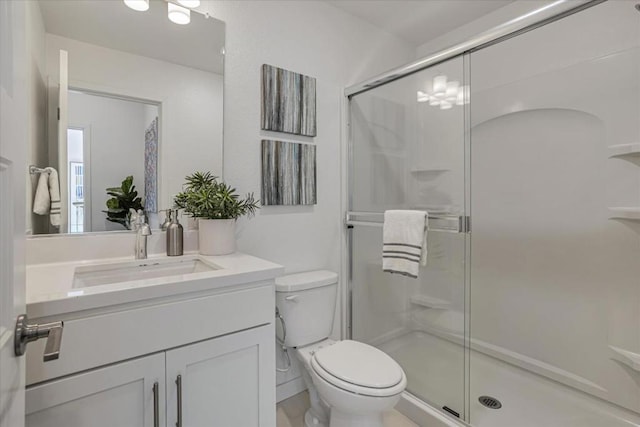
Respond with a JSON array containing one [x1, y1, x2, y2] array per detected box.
[[23, 248, 282, 427]]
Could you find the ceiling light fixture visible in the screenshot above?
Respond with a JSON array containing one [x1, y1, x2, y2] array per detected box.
[[168, 2, 191, 25], [123, 0, 149, 12], [177, 0, 201, 8], [417, 74, 469, 110]]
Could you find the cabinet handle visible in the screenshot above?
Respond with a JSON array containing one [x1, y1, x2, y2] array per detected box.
[[176, 374, 182, 427], [152, 382, 159, 427]]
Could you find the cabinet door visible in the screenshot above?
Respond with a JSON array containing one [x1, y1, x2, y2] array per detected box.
[[166, 324, 275, 427], [26, 353, 165, 427]]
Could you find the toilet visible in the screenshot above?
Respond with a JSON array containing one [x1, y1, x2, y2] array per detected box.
[[275, 270, 407, 427]]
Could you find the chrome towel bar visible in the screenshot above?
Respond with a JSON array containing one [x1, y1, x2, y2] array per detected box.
[[345, 211, 470, 234]]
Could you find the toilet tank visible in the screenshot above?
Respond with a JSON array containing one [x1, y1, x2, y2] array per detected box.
[[275, 270, 338, 348]]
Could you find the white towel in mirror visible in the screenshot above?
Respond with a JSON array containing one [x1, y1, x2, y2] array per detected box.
[[33, 167, 61, 227]]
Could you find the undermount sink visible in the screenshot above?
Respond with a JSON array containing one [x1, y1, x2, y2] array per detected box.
[[73, 256, 218, 288]]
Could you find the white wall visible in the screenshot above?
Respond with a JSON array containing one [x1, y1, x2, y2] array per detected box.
[[67, 91, 149, 232], [45, 34, 223, 213], [25, 0, 48, 235], [197, 0, 415, 390]]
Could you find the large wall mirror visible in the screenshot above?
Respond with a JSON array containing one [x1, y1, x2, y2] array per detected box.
[[28, 0, 224, 235]]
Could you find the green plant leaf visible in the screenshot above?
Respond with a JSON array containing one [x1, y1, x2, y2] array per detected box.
[[121, 176, 133, 193], [104, 175, 145, 229], [173, 171, 260, 220]]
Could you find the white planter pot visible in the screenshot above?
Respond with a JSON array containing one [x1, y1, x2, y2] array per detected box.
[[198, 219, 236, 255]]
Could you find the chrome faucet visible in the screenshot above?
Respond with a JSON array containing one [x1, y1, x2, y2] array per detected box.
[[132, 209, 152, 259]]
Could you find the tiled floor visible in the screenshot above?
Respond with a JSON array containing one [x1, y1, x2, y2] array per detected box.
[[276, 391, 419, 427]]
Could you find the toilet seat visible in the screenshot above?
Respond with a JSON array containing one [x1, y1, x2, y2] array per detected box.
[[310, 340, 406, 398]]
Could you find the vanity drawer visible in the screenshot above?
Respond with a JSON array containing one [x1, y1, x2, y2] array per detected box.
[[26, 282, 274, 385]]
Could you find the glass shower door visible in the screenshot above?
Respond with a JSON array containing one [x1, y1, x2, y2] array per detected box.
[[468, 2, 640, 425], [348, 56, 470, 421]]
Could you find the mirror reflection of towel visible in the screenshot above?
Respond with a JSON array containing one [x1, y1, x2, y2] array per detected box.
[[33, 167, 61, 227]]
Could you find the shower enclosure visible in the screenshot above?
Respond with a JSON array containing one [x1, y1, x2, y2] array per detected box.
[[345, 1, 640, 426]]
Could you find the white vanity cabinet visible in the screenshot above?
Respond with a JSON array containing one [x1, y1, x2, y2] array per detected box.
[[24, 253, 283, 427], [166, 325, 274, 427], [26, 353, 166, 427], [26, 325, 274, 427]]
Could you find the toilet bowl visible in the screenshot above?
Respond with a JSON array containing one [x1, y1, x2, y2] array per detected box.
[[276, 271, 407, 427], [303, 339, 406, 427]]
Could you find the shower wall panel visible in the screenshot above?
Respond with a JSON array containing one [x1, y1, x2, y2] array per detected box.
[[469, 0, 640, 416]]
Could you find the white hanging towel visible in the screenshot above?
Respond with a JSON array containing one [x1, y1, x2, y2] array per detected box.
[[32, 167, 61, 227], [382, 210, 428, 279], [33, 171, 51, 215]]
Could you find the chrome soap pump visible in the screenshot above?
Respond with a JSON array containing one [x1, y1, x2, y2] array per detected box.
[[166, 209, 183, 256], [160, 209, 172, 231]]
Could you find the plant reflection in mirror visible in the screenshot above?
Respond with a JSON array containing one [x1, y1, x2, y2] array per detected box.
[[103, 176, 144, 229]]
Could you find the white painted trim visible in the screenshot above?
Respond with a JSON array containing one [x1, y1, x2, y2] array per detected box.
[[67, 123, 92, 233], [58, 49, 69, 233], [276, 376, 307, 403]]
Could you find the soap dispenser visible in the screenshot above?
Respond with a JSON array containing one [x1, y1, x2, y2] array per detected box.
[[160, 209, 172, 231], [166, 209, 183, 256]]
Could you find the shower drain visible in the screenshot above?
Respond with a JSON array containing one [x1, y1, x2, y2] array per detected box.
[[478, 395, 502, 409]]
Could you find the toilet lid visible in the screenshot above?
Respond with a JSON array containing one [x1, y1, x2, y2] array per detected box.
[[312, 340, 403, 389]]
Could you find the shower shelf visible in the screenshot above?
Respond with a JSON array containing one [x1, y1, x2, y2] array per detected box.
[[608, 143, 640, 158], [609, 345, 640, 372], [608, 207, 640, 220], [410, 294, 451, 309], [410, 168, 450, 174]]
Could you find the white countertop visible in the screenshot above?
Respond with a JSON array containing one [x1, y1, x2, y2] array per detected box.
[[27, 252, 284, 319]]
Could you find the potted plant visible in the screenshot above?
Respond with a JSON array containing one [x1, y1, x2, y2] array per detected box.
[[103, 175, 144, 230], [174, 171, 259, 255]]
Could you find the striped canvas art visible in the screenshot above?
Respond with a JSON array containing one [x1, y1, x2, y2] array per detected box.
[[261, 140, 316, 205], [261, 64, 317, 137], [144, 117, 158, 213]]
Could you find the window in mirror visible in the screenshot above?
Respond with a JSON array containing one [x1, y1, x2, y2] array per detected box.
[[67, 129, 85, 233]]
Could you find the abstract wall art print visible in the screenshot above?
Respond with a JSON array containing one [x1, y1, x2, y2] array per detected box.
[[261, 64, 317, 137], [261, 139, 316, 206], [144, 116, 158, 213]]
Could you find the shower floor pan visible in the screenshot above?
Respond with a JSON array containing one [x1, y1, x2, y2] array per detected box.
[[378, 331, 640, 427]]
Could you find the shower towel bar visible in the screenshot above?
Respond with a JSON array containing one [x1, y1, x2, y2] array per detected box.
[[345, 211, 469, 234]]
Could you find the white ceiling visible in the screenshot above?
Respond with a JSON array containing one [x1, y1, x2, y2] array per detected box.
[[38, 0, 225, 75], [327, 0, 513, 46]]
